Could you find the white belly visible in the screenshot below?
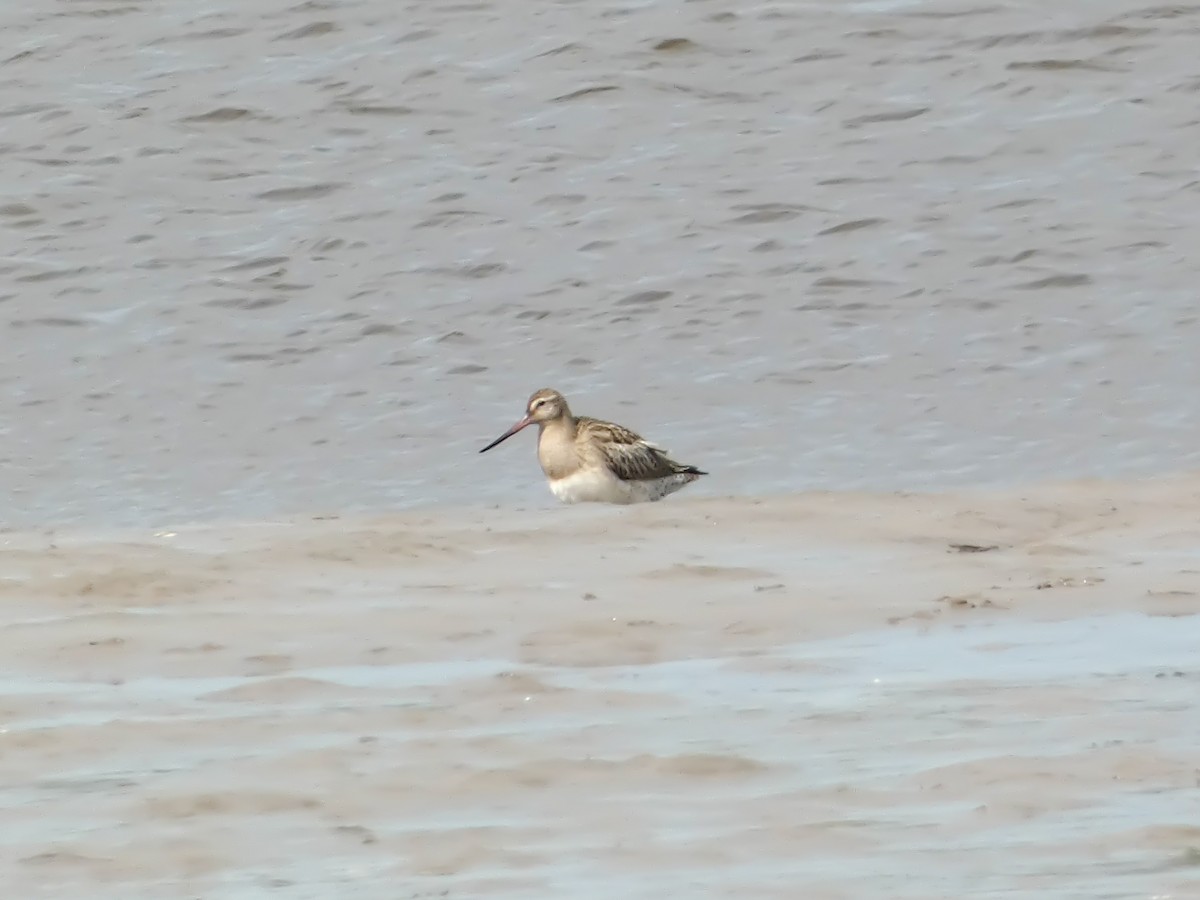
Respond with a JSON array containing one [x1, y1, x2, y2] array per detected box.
[[547, 469, 698, 505]]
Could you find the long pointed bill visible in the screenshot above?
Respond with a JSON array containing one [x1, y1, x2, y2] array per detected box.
[[479, 414, 533, 453]]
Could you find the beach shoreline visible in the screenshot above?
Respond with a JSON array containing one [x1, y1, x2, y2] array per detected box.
[[2, 474, 1197, 897]]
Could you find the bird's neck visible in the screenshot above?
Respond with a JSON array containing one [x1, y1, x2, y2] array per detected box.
[[537, 415, 581, 478], [538, 413, 576, 439]]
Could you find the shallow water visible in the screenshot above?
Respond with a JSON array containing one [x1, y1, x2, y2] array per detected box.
[[3, 603, 1198, 898], [3, 0, 1200, 527]]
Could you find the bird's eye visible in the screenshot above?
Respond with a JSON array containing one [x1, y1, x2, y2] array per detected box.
[[532, 400, 544, 409]]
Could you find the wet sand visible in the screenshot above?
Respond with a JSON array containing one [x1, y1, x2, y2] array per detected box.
[[2, 476, 1198, 897]]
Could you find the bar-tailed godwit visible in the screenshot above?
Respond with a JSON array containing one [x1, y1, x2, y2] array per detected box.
[[479, 388, 707, 504]]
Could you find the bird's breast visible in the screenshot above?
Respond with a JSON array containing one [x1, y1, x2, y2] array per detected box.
[[536, 427, 582, 480]]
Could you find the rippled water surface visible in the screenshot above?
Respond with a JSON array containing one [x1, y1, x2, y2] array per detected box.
[[1, 0, 1199, 526]]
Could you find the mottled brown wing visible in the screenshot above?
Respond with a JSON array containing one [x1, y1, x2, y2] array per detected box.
[[578, 417, 689, 482]]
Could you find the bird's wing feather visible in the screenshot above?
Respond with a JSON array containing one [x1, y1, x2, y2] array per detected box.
[[577, 417, 680, 482]]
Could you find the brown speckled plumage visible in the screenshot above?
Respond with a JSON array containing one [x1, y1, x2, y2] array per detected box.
[[479, 388, 707, 504]]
